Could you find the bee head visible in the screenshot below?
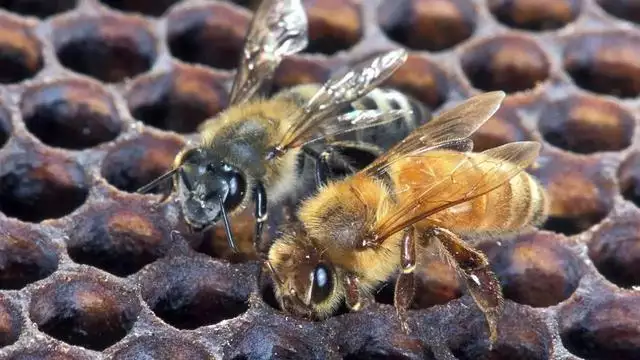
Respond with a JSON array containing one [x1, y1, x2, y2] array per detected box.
[[175, 148, 248, 231], [266, 226, 342, 319]]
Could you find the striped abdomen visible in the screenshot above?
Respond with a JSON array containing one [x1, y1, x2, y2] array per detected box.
[[274, 83, 431, 151]]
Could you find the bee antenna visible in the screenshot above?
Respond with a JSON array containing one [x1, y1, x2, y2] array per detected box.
[[218, 195, 239, 253], [136, 168, 179, 194], [265, 260, 284, 287]]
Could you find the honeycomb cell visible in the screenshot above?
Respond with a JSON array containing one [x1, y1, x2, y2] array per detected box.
[[127, 65, 228, 134], [488, 0, 581, 31], [344, 335, 432, 360], [100, 0, 180, 17], [302, 0, 362, 55], [271, 56, 331, 94], [385, 53, 449, 109], [167, 3, 249, 70], [107, 334, 212, 360], [479, 232, 581, 307], [0, 222, 58, 290], [619, 152, 640, 209], [560, 294, 640, 360], [530, 153, 613, 236], [228, 324, 322, 360], [21, 79, 122, 150], [140, 256, 251, 329], [0, 148, 89, 222], [52, 14, 157, 83], [588, 212, 640, 288], [0, 0, 76, 18], [563, 33, 640, 98], [378, 0, 477, 52], [596, 0, 640, 24], [448, 301, 551, 360], [0, 295, 21, 347], [0, 14, 43, 83], [29, 274, 141, 351], [66, 200, 172, 277], [101, 132, 184, 194], [0, 102, 12, 150], [461, 35, 550, 93], [539, 95, 634, 155], [198, 207, 261, 263], [470, 100, 530, 152]]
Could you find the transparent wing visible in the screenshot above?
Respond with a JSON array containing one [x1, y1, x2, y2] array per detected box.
[[272, 49, 408, 152], [364, 91, 506, 177], [373, 141, 541, 241], [228, 0, 308, 105]]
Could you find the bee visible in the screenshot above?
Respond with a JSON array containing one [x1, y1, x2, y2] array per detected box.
[[137, 0, 415, 253], [265, 91, 549, 345]]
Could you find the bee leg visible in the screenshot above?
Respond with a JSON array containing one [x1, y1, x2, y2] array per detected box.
[[428, 226, 504, 349], [344, 273, 364, 311], [253, 182, 268, 250], [394, 229, 416, 334]]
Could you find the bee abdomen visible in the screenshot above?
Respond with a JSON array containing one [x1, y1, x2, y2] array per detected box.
[[274, 84, 431, 151]]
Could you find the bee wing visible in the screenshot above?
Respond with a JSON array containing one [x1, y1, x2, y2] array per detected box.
[[364, 91, 506, 177], [228, 0, 308, 105], [373, 141, 541, 241], [272, 49, 408, 152]]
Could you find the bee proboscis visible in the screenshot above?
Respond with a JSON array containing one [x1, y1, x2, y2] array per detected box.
[[266, 91, 549, 345]]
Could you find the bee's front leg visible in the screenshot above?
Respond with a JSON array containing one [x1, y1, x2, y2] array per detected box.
[[253, 182, 268, 250], [344, 273, 371, 312], [394, 228, 416, 333]]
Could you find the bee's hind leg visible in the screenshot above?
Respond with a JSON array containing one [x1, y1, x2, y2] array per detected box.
[[253, 182, 268, 251], [394, 228, 417, 333]]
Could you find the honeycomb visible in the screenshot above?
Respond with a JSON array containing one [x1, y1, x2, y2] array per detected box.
[[0, 0, 638, 359]]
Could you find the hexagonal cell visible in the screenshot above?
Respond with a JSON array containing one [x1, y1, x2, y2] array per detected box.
[[100, 0, 180, 17], [560, 294, 640, 359], [21, 79, 122, 150], [198, 206, 262, 264], [530, 153, 613, 236], [384, 53, 449, 109], [227, 323, 327, 360], [488, 0, 582, 31], [0, 0, 76, 18], [167, 3, 250, 70], [378, 0, 477, 52], [539, 94, 635, 155], [479, 232, 582, 307], [447, 301, 552, 360], [0, 148, 90, 222], [100, 132, 184, 194], [588, 211, 640, 288], [596, 0, 640, 24], [302, 0, 362, 55], [29, 273, 141, 351], [470, 99, 530, 152], [0, 222, 58, 290], [0, 295, 21, 348], [106, 334, 212, 360], [52, 14, 157, 83], [0, 14, 43, 84], [461, 35, 550, 93], [140, 256, 251, 329], [127, 65, 228, 134], [343, 333, 432, 360], [563, 32, 640, 98], [66, 199, 175, 277]]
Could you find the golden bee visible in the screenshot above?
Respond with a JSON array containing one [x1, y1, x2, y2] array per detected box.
[[137, 0, 424, 252], [265, 91, 549, 345]]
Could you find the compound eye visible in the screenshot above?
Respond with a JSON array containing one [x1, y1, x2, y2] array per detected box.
[[220, 164, 246, 210], [311, 264, 333, 304]]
